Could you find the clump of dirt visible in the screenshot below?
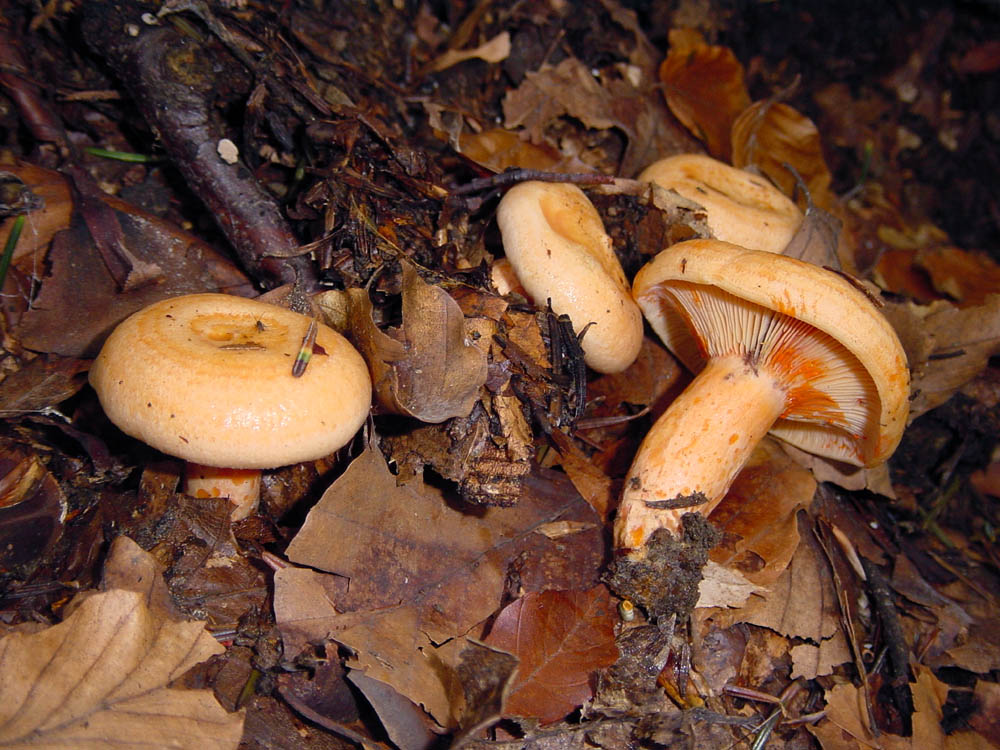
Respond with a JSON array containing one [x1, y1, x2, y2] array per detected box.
[[605, 513, 720, 623]]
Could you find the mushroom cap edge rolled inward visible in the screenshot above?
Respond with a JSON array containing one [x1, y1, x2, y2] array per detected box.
[[639, 154, 803, 255], [615, 240, 909, 551], [495, 180, 644, 374]]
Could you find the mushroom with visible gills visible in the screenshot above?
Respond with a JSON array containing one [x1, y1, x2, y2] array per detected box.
[[616, 239, 909, 554], [495, 181, 644, 374], [639, 154, 803, 254], [89, 293, 372, 520]]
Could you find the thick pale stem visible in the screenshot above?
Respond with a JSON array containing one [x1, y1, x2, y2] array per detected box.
[[184, 463, 262, 521], [615, 354, 786, 550]]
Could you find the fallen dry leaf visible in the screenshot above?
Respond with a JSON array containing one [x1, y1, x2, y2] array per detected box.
[[483, 586, 619, 725], [658, 29, 750, 161], [0, 355, 89, 418], [502, 54, 693, 176], [0, 444, 66, 570], [809, 680, 881, 750], [711, 524, 840, 643], [15, 193, 251, 357], [98, 536, 187, 622], [0, 588, 242, 749], [285, 446, 603, 641], [696, 561, 763, 609], [731, 99, 836, 210], [0, 161, 73, 267], [435, 638, 518, 739], [548, 428, 616, 522], [782, 200, 844, 269], [790, 629, 852, 680], [279, 448, 602, 724], [458, 128, 565, 172], [782, 441, 897, 496], [811, 666, 998, 750], [346, 671, 438, 750], [709, 438, 814, 586], [429, 31, 510, 73], [882, 295, 1000, 420], [344, 263, 487, 423], [913, 246, 1000, 306]]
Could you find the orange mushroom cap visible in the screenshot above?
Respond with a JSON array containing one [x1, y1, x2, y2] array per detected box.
[[89, 293, 372, 469], [616, 240, 909, 550]]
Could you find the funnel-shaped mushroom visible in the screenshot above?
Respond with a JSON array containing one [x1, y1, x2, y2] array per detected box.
[[640, 154, 802, 254], [616, 240, 908, 551], [496, 181, 643, 374], [90, 293, 372, 520]]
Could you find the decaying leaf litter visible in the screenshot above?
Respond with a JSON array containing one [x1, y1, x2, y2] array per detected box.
[[0, 1, 998, 748]]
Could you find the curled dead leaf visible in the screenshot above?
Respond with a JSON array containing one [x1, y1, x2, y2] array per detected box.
[[709, 439, 814, 586], [428, 31, 510, 73], [339, 263, 488, 423], [0, 161, 72, 267], [731, 99, 835, 209], [658, 29, 750, 160]]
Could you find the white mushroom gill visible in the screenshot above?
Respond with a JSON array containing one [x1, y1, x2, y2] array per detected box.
[[615, 282, 881, 551], [663, 282, 879, 444]]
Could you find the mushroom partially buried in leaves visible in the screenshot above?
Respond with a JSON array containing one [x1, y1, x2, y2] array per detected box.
[[612, 240, 908, 617], [89, 293, 372, 520], [639, 154, 803, 254], [495, 181, 644, 374]]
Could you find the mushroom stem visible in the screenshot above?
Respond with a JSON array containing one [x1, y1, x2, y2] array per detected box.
[[615, 354, 786, 551], [184, 463, 262, 521]]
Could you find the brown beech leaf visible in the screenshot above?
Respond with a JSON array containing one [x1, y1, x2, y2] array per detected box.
[[484, 586, 619, 725], [16, 193, 251, 357], [503, 57, 615, 145], [285, 446, 603, 642], [809, 666, 993, 750], [345, 671, 438, 750], [502, 55, 694, 176], [914, 246, 1000, 306], [696, 561, 763, 609], [0, 161, 73, 268], [658, 29, 750, 160], [711, 523, 839, 643], [345, 264, 487, 423], [882, 295, 1000, 420], [709, 438, 815, 586], [731, 100, 836, 209], [97, 536, 187, 622], [548, 428, 615, 522], [458, 128, 564, 172], [790, 629, 852, 680], [0, 355, 88, 417], [0, 445, 66, 569], [279, 449, 602, 724], [0, 588, 242, 750]]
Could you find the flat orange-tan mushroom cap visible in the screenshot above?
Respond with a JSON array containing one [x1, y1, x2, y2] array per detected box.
[[632, 240, 909, 466], [89, 293, 372, 469], [639, 154, 802, 254], [496, 181, 643, 374]]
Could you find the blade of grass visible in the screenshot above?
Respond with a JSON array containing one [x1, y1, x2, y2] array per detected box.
[[0, 213, 26, 291]]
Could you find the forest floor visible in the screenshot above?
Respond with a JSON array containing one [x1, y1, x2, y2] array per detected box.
[[0, 2, 999, 749]]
